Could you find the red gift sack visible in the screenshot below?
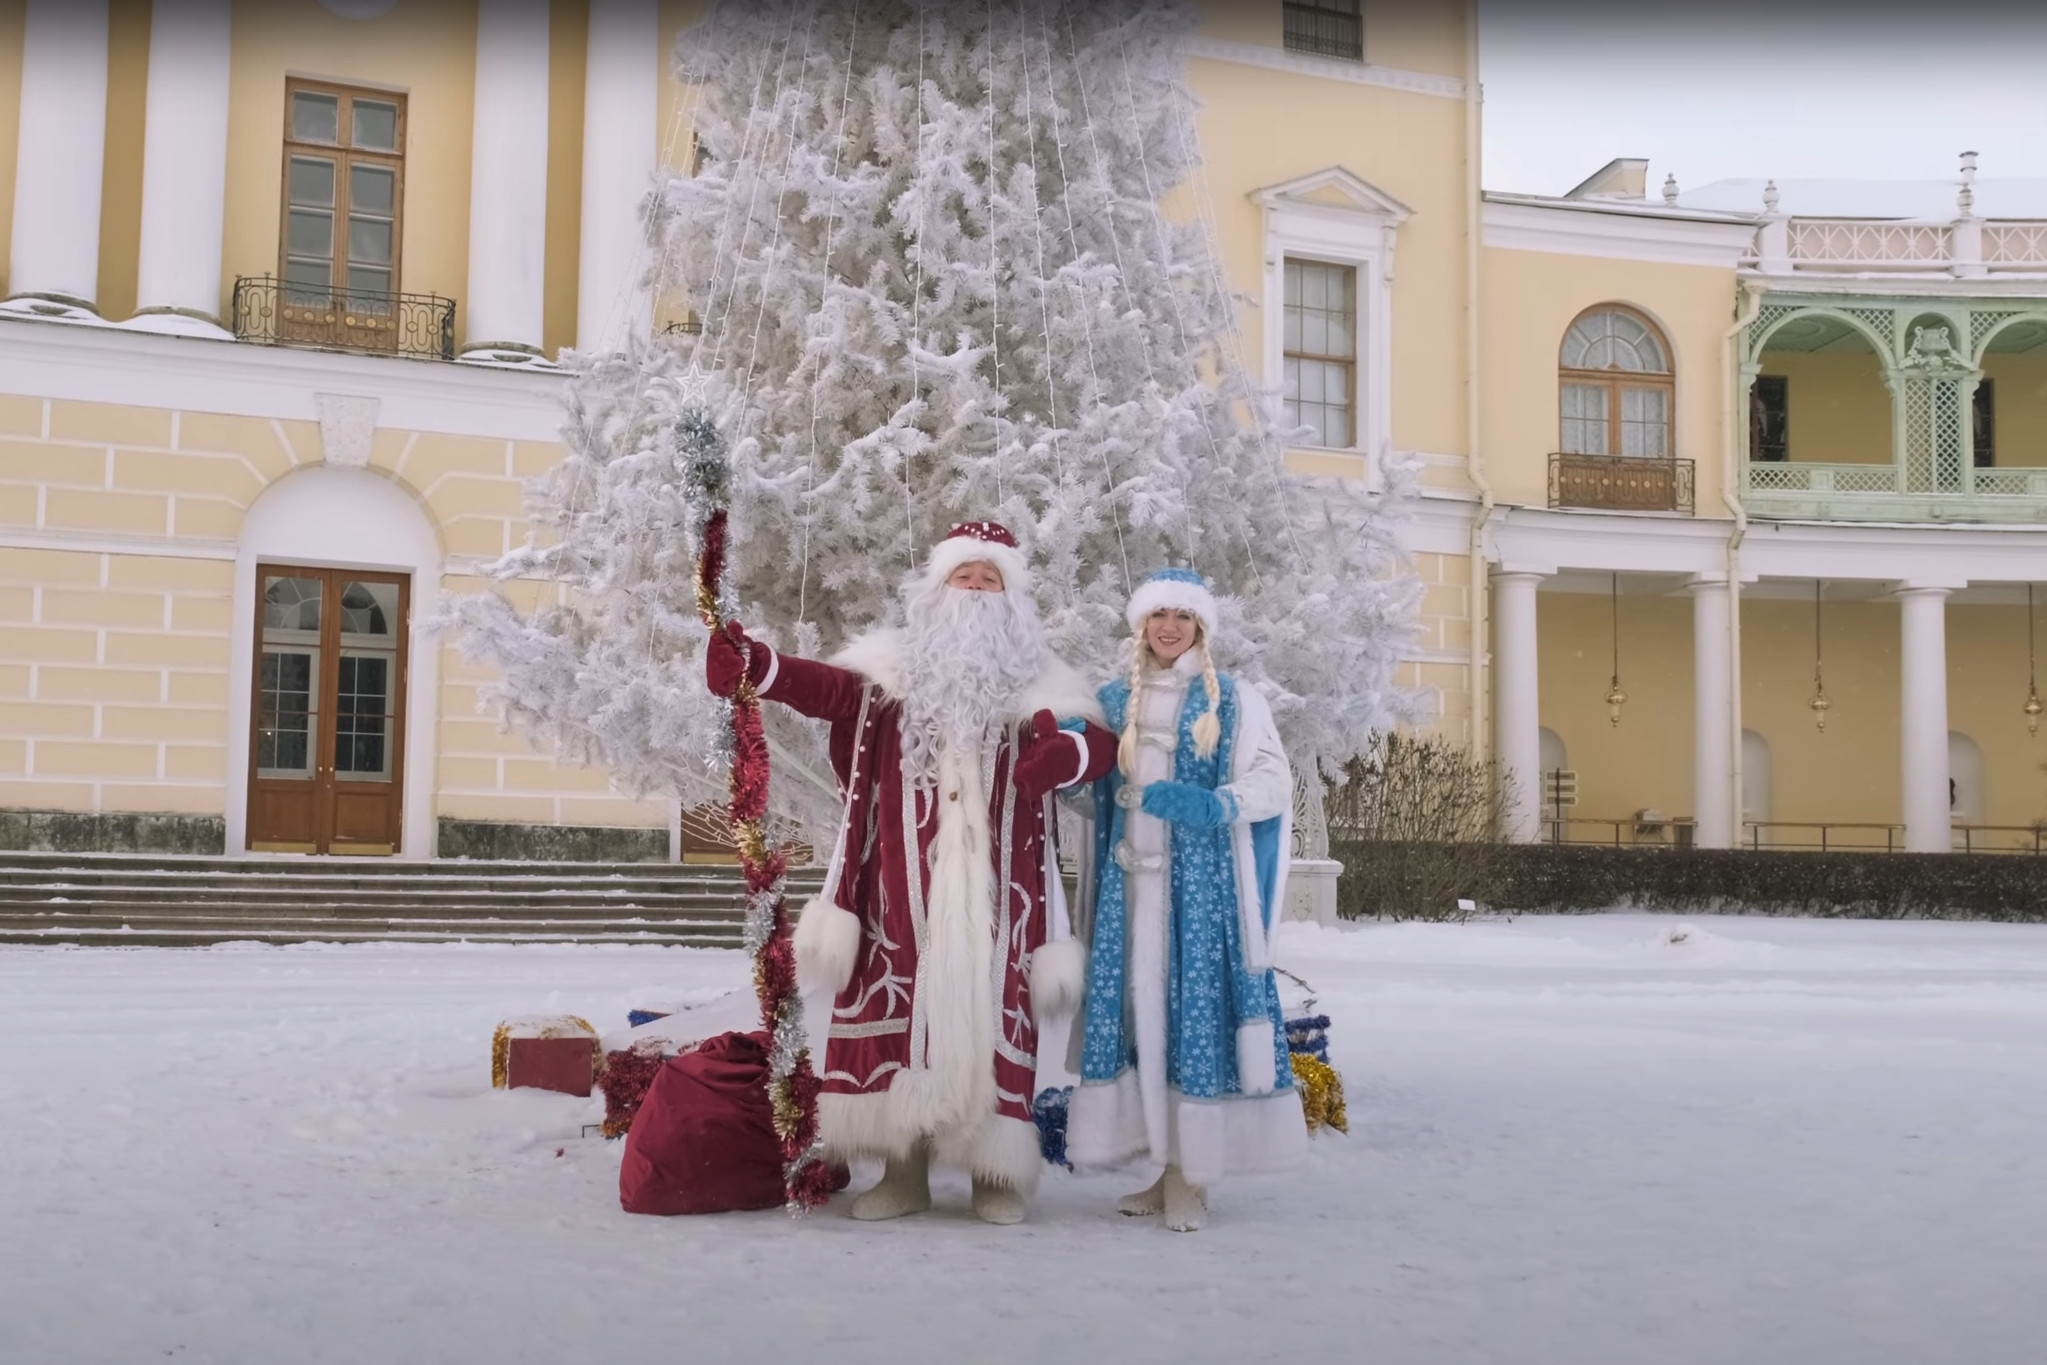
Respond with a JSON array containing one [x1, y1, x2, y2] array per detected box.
[[619, 1031, 786, 1216]]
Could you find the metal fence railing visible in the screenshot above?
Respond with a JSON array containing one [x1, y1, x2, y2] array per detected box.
[[232, 274, 456, 361], [1549, 453, 1696, 514]]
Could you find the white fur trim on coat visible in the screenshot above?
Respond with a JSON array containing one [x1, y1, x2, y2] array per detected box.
[[1067, 1073, 1307, 1186], [831, 628, 1106, 726], [1126, 575, 1218, 637], [792, 896, 861, 995], [1028, 937, 1088, 1019], [920, 535, 1032, 598], [933, 1112, 1046, 1195], [1235, 1019, 1277, 1097]]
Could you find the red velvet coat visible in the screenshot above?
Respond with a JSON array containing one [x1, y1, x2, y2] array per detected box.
[[753, 628, 1115, 1187]]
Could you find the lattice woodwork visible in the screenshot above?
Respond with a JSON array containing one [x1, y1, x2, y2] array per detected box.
[[1972, 468, 2033, 496], [1983, 223, 2047, 265], [1746, 303, 1802, 357], [1786, 220, 1952, 265], [1832, 466, 1901, 494], [1842, 308, 1900, 355], [1970, 309, 2026, 355], [1902, 377, 1934, 492], [1744, 463, 1812, 492]]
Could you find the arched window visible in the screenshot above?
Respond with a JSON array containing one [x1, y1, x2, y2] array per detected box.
[[1560, 307, 1673, 458]]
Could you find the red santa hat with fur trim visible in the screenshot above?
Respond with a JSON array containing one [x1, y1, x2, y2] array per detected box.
[[921, 520, 1032, 595]]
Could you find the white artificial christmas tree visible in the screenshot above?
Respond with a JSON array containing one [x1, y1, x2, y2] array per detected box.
[[450, 0, 1418, 838]]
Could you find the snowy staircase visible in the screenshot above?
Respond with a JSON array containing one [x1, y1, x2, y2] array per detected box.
[[0, 852, 825, 948]]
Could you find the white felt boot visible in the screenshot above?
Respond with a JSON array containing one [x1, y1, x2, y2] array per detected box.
[[1117, 1170, 1166, 1217], [848, 1145, 932, 1221], [1162, 1164, 1207, 1233], [970, 1176, 1027, 1226]]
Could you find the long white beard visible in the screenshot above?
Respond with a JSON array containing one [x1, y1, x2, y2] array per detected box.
[[899, 584, 1047, 789]]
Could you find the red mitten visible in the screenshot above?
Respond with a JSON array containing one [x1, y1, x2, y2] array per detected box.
[[705, 622, 754, 698], [1012, 709, 1080, 803]]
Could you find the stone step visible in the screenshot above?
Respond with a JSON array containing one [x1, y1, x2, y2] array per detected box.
[[0, 883, 783, 909], [0, 852, 820, 946], [0, 909, 743, 930], [0, 850, 743, 874], [0, 908, 753, 929], [0, 926, 741, 948]]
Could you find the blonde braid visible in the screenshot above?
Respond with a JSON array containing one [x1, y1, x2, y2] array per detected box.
[[1191, 634, 1222, 759], [1116, 636, 1146, 778]]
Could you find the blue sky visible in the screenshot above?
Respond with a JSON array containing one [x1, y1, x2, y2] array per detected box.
[[1476, 1, 2047, 198]]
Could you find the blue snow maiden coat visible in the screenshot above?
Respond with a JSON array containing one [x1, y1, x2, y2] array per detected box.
[[1065, 655, 1307, 1186]]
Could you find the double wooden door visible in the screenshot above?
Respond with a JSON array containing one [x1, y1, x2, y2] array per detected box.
[[246, 566, 409, 854]]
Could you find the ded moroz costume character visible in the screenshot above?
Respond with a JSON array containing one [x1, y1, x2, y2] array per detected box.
[[1066, 568, 1306, 1230], [705, 522, 1117, 1224]]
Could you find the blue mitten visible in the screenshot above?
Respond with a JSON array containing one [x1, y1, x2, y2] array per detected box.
[[1140, 780, 1236, 828]]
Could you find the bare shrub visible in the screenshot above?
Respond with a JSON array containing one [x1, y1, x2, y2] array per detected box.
[[1326, 732, 1510, 921]]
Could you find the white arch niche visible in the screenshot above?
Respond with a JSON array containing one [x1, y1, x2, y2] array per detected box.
[[226, 466, 443, 860]]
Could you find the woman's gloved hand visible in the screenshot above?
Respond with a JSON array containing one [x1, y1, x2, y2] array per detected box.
[[1139, 780, 1235, 828]]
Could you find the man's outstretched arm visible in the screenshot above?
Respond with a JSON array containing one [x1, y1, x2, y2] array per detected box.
[[705, 623, 865, 722]]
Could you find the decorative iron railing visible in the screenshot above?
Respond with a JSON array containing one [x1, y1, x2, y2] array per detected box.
[[1543, 819, 2046, 854], [1543, 817, 1696, 849], [1548, 453, 1694, 514], [231, 275, 456, 360]]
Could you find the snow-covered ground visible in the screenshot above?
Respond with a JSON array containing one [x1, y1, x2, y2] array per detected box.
[[4, 914, 2045, 1365]]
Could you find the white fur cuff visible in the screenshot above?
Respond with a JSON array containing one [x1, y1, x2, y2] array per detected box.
[[1236, 1019, 1278, 1097], [1029, 938, 1088, 1019], [793, 897, 861, 995]]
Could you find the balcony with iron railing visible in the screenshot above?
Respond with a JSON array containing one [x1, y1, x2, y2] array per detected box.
[[1548, 453, 1695, 514], [231, 275, 456, 360]]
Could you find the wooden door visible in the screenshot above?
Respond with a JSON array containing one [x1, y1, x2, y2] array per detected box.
[[246, 566, 409, 854]]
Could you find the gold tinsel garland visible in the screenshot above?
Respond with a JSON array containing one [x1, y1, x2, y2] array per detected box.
[[1290, 1053, 1348, 1135]]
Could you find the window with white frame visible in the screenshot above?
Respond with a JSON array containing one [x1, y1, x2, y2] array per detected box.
[[1559, 306, 1673, 458], [1284, 258, 1356, 449], [1256, 168, 1408, 477]]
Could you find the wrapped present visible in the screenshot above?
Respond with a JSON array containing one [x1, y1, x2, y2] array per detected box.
[[1284, 1013, 1332, 1064], [1032, 1086, 1074, 1169], [491, 1015, 600, 1096]]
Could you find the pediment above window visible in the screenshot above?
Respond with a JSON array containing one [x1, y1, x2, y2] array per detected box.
[[1252, 167, 1413, 225]]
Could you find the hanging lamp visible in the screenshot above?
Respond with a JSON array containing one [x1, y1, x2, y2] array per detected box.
[[1808, 580, 1831, 732], [1605, 572, 1628, 727], [2025, 584, 2042, 737]]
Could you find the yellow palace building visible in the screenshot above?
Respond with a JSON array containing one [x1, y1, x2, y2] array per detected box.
[[0, 0, 2041, 861]]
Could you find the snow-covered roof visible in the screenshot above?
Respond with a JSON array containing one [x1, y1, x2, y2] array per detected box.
[[1673, 178, 2047, 221]]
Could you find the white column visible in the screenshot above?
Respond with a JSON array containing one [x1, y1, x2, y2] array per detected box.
[[461, 0, 552, 363], [1688, 578, 1734, 848], [576, 0, 658, 354], [3, 0, 111, 318], [1898, 587, 1952, 853], [130, 0, 233, 337], [1493, 571, 1544, 843]]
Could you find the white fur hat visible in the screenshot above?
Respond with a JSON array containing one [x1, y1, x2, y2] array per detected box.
[[920, 520, 1031, 596], [1127, 567, 1217, 637]]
